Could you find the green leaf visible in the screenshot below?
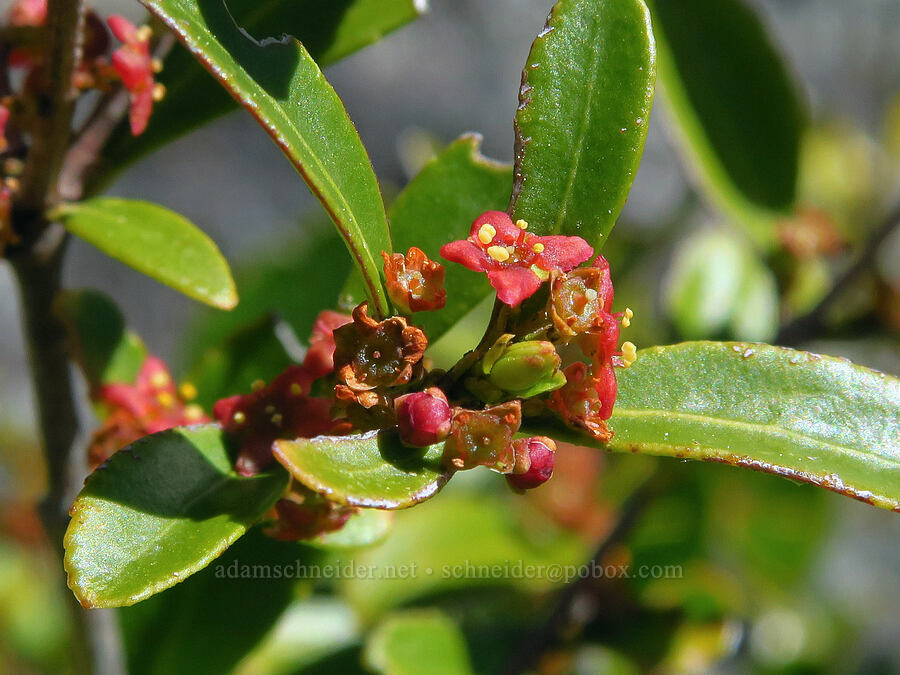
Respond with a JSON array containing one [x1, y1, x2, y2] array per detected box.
[[141, 0, 392, 316], [539, 343, 900, 512], [273, 431, 453, 509], [54, 289, 147, 388], [102, 0, 426, 173], [385, 134, 511, 340], [364, 610, 473, 675], [64, 425, 289, 608], [54, 198, 237, 309], [510, 0, 656, 247], [309, 508, 393, 550], [186, 315, 294, 410], [648, 0, 806, 243]]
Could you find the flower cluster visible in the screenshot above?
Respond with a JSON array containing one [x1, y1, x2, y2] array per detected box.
[[88, 356, 207, 468], [107, 15, 163, 136]]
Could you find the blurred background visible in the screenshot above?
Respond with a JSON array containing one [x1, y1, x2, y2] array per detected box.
[[0, 0, 898, 672]]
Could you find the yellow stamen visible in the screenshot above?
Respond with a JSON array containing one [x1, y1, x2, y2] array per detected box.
[[584, 288, 598, 302], [185, 404, 204, 421], [621, 341, 637, 368], [622, 307, 633, 328], [477, 224, 496, 244], [270, 413, 283, 426], [233, 411, 246, 424], [487, 245, 510, 262], [290, 383, 303, 396], [179, 382, 198, 400], [532, 242, 545, 253], [3, 177, 19, 192], [151, 58, 164, 73], [135, 25, 153, 42], [150, 371, 170, 389], [251, 379, 265, 391], [516, 219, 529, 230], [156, 392, 175, 407], [152, 83, 166, 102]]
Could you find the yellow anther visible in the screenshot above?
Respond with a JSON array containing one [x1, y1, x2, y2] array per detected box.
[[487, 245, 510, 262], [621, 341, 637, 368], [179, 382, 198, 401], [622, 307, 634, 328], [516, 219, 529, 230], [290, 383, 303, 396], [185, 404, 205, 421], [150, 371, 171, 389], [251, 379, 265, 391], [156, 392, 175, 407], [152, 83, 167, 102], [532, 242, 545, 253], [151, 58, 164, 73], [3, 177, 20, 192], [233, 411, 246, 424], [477, 224, 496, 244], [270, 413, 283, 426], [136, 25, 153, 42]]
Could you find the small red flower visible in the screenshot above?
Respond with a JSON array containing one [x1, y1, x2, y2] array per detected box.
[[440, 210, 593, 306], [89, 355, 208, 467], [395, 387, 452, 447], [302, 310, 352, 381], [507, 436, 556, 492], [107, 15, 159, 136], [6, 0, 45, 27], [443, 400, 522, 472], [547, 362, 614, 443], [382, 247, 447, 314], [214, 365, 336, 476]]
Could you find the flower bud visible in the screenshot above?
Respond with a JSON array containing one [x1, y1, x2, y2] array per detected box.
[[485, 340, 566, 398], [394, 388, 451, 446], [506, 436, 556, 492]]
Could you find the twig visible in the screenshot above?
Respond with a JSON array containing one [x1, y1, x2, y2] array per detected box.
[[777, 202, 900, 346], [504, 471, 662, 674], [17, 0, 84, 231]]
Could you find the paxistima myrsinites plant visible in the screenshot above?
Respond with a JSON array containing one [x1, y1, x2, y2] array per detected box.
[[1, 0, 898, 671]]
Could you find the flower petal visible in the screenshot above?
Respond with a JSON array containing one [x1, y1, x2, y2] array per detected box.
[[486, 266, 543, 306]]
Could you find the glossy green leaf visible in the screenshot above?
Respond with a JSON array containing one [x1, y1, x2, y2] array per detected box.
[[273, 431, 453, 509], [102, 0, 426, 173], [141, 0, 392, 316], [665, 229, 777, 341], [54, 289, 147, 388], [539, 343, 900, 512], [510, 0, 656, 247], [384, 134, 511, 339], [364, 610, 473, 675], [120, 529, 323, 675], [648, 0, 806, 242], [64, 425, 289, 608], [54, 198, 237, 309], [186, 315, 294, 410]]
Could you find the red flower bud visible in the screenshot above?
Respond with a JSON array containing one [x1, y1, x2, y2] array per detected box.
[[395, 388, 451, 447], [506, 436, 556, 492], [382, 247, 447, 314]]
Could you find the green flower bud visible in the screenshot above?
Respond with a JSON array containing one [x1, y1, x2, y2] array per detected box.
[[485, 340, 565, 398]]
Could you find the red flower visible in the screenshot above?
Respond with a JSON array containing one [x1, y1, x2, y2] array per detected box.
[[6, 0, 45, 27], [302, 310, 352, 381], [440, 210, 593, 306], [443, 400, 522, 472], [214, 365, 337, 476], [507, 436, 556, 492], [107, 15, 159, 136], [89, 356, 208, 467], [548, 362, 614, 443]]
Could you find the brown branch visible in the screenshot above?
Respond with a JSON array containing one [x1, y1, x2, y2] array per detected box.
[[17, 0, 84, 227], [777, 202, 900, 346]]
